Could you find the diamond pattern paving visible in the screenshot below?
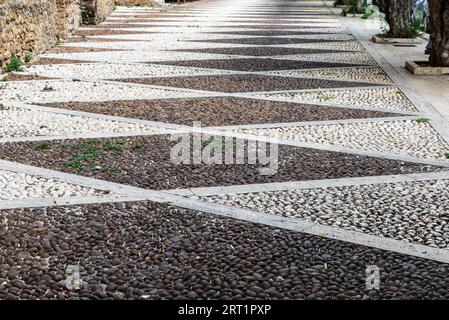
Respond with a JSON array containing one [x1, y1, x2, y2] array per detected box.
[[118, 74, 379, 92], [1, 0, 448, 301]]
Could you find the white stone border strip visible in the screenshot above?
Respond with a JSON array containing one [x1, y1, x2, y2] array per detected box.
[[0, 158, 448, 264], [206, 115, 420, 130], [164, 171, 449, 197], [1, 101, 442, 167], [0, 194, 134, 211]]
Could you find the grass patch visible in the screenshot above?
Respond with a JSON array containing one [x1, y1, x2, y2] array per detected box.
[[416, 118, 430, 123], [6, 54, 22, 72], [61, 139, 129, 172], [36, 142, 51, 150]]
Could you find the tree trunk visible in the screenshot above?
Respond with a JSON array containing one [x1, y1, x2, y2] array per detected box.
[[429, 0, 449, 67], [373, 0, 388, 13], [385, 0, 413, 37]]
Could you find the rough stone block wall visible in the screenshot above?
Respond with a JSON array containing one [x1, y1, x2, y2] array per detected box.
[[81, 0, 115, 24], [116, 0, 161, 6], [0, 0, 116, 71], [56, 0, 82, 37], [0, 0, 59, 70]]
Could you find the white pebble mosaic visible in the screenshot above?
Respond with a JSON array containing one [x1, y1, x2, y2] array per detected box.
[[278, 41, 365, 51], [240, 120, 449, 159], [42, 51, 239, 63], [263, 87, 417, 112], [275, 51, 376, 65], [0, 169, 104, 201], [0, 80, 200, 103], [21, 63, 231, 80], [199, 179, 449, 249], [266, 66, 393, 84], [0, 104, 162, 138]]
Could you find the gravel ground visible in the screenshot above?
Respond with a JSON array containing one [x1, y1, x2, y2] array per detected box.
[[118, 74, 378, 93], [94, 24, 182, 29], [43, 97, 397, 126], [263, 87, 417, 112], [0, 80, 198, 103], [2, 200, 449, 299], [32, 58, 90, 65], [51, 46, 123, 53], [75, 29, 156, 36], [206, 25, 347, 31], [274, 34, 354, 41], [267, 66, 393, 84], [188, 37, 346, 46], [207, 30, 340, 36], [276, 51, 376, 64], [0, 135, 441, 190], [22, 63, 231, 80], [55, 41, 250, 52], [201, 179, 449, 249], [1, 74, 53, 81], [0, 169, 104, 201], [151, 58, 368, 72], [66, 37, 141, 43], [240, 120, 449, 159], [287, 41, 365, 51], [41, 51, 238, 63], [0, 104, 161, 138], [175, 46, 349, 56]]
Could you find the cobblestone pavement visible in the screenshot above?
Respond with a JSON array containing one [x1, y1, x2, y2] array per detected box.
[[1, 0, 449, 300]]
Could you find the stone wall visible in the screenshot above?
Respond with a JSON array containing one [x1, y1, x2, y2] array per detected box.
[[0, 0, 117, 71], [116, 0, 162, 6], [0, 0, 59, 70], [57, 0, 82, 38], [81, 0, 115, 24]]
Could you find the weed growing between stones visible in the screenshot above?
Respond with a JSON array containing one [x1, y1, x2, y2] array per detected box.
[[42, 84, 55, 92], [24, 52, 33, 63], [6, 54, 22, 72]]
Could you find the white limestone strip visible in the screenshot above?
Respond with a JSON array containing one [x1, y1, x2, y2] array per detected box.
[[163, 171, 449, 197], [0, 79, 206, 103], [207, 116, 420, 130], [20, 63, 233, 80], [0, 159, 448, 264], [0, 194, 133, 210]]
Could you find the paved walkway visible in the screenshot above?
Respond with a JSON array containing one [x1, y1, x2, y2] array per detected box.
[[1, 0, 449, 300]]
